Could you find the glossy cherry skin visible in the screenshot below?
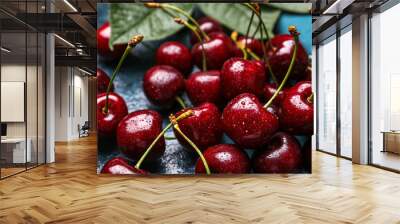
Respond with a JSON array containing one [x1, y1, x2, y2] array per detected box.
[[97, 92, 128, 137], [156, 41, 192, 75], [185, 70, 222, 106], [97, 21, 127, 60], [116, 110, 165, 161], [233, 36, 264, 57], [222, 93, 279, 149], [101, 157, 147, 175], [143, 65, 185, 107], [190, 17, 223, 44], [265, 34, 308, 82], [221, 57, 266, 100], [252, 132, 302, 173], [263, 83, 287, 105], [280, 81, 313, 135], [97, 69, 113, 94], [195, 144, 250, 174], [191, 36, 233, 70], [174, 103, 223, 151]]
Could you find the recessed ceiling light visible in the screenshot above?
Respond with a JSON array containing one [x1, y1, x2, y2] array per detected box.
[[63, 0, 78, 12], [54, 34, 75, 48], [1, 47, 11, 53]]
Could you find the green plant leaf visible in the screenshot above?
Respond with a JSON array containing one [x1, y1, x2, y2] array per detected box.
[[197, 3, 280, 39], [110, 3, 193, 46], [268, 3, 311, 14]]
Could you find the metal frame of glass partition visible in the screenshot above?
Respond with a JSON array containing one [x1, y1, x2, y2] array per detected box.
[[315, 22, 353, 161], [0, 1, 47, 180]]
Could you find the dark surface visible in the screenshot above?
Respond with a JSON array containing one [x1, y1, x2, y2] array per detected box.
[[97, 4, 312, 174]]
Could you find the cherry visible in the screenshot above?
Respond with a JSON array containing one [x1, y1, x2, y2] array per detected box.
[[97, 21, 127, 60], [117, 110, 165, 161], [222, 93, 279, 149], [190, 17, 223, 44], [265, 34, 308, 82], [252, 132, 302, 173], [97, 68, 113, 94], [263, 83, 287, 105], [220, 57, 266, 100], [302, 66, 312, 81], [233, 36, 264, 57], [265, 104, 281, 118], [97, 92, 128, 137], [97, 35, 143, 137], [173, 103, 223, 150], [185, 70, 222, 106], [191, 36, 233, 70], [156, 41, 192, 75], [195, 144, 250, 174], [101, 157, 147, 174], [143, 65, 185, 107], [280, 81, 313, 135]]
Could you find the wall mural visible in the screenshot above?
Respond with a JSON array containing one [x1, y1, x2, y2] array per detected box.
[[97, 3, 313, 175]]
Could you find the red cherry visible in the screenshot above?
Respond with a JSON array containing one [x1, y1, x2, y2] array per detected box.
[[195, 144, 250, 174], [174, 103, 223, 151], [280, 81, 313, 135], [191, 36, 233, 70], [221, 57, 266, 100], [156, 41, 192, 75], [263, 83, 287, 105], [116, 110, 165, 161], [97, 21, 127, 60], [97, 92, 128, 137], [222, 93, 279, 149], [252, 132, 302, 173], [101, 157, 147, 174], [235, 36, 264, 57], [265, 34, 308, 82], [185, 70, 222, 106], [190, 17, 223, 44], [143, 65, 185, 107], [97, 69, 113, 94]]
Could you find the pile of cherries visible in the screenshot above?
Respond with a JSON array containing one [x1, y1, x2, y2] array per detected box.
[[97, 6, 313, 175]]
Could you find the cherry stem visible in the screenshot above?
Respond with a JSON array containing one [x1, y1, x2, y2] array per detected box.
[[244, 11, 255, 50], [173, 124, 211, 175], [145, 3, 209, 41], [264, 26, 299, 109], [103, 35, 144, 114], [307, 92, 314, 104], [135, 110, 194, 169], [251, 20, 261, 40], [247, 49, 260, 60], [165, 136, 176, 140], [243, 3, 279, 85], [174, 18, 207, 71], [162, 4, 209, 41], [231, 31, 248, 60], [175, 96, 187, 109]]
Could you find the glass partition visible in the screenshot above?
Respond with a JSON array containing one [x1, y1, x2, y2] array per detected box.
[[317, 35, 337, 154], [339, 26, 352, 158], [370, 4, 400, 171], [0, 1, 46, 179]]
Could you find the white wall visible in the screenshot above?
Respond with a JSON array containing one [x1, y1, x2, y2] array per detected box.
[[54, 67, 89, 141]]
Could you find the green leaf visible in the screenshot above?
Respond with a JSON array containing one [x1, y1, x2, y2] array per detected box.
[[197, 3, 281, 39], [268, 3, 311, 14], [110, 3, 193, 46]]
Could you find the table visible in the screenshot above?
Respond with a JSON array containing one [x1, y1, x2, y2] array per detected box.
[[381, 131, 400, 154], [1, 138, 31, 163]]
